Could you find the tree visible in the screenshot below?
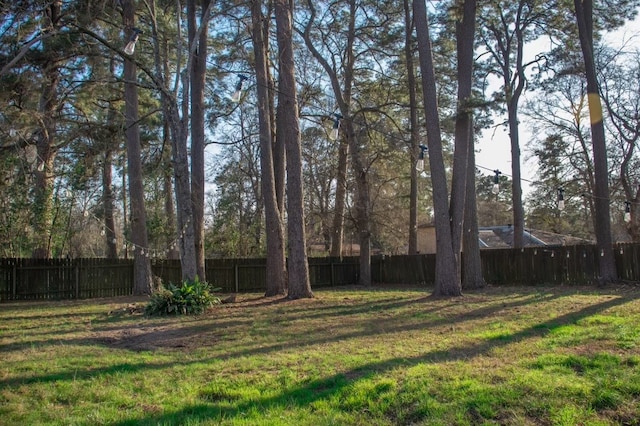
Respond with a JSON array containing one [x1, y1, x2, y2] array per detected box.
[[526, 134, 589, 237], [31, 0, 64, 258], [573, 0, 617, 283], [147, 0, 198, 281], [452, 0, 485, 289], [404, 0, 421, 255], [275, 0, 313, 299], [477, 0, 548, 249], [413, 0, 461, 296], [251, 0, 287, 296], [450, 0, 478, 280], [600, 50, 640, 241], [299, 0, 403, 285], [189, 0, 211, 281], [122, 0, 153, 295]]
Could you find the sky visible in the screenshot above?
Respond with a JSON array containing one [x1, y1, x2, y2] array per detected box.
[[474, 14, 640, 199]]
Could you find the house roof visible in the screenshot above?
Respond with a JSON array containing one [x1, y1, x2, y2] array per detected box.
[[478, 225, 592, 248]]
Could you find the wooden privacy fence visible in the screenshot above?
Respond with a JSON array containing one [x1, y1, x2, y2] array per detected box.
[[0, 258, 134, 301], [151, 257, 360, 293], [0, 243, 639, 301]]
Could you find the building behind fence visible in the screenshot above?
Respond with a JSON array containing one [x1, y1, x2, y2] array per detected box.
[[1, 243, 639, 301]]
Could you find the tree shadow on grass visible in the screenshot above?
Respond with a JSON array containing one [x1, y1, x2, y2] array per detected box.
[[0, 288, 565, 360], [0, 289, 630, 394], [104, 295, 635, 425]]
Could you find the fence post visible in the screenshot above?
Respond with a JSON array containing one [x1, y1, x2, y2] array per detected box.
[[12, 261, 17, 299], [75, 260, 80, 299], [330, 259, 335, 287], [234, 263, 239, 293]]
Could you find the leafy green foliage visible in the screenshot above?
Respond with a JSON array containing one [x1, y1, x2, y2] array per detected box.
[[144, 278, 220, 316]]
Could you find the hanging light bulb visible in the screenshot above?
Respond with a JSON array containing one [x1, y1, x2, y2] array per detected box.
[[557, 187, 565, 211], [624, 201, 632, 223], [37, 161, 45, 172], [329, 113, 343, 141], [415, 144, 427, 172], [124, 28, 143, 55], [9, 128, 16, 138], [231, 74, 248, 102], [492, 170, 501, 195]]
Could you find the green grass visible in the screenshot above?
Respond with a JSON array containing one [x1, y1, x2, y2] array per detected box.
[[1, 285, 640, 425]]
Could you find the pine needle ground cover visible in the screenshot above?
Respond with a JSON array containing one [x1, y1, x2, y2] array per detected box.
[[1, 285, 639, 425]]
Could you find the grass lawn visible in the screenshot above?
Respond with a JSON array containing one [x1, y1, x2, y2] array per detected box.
[[1, 284, 640, 425]]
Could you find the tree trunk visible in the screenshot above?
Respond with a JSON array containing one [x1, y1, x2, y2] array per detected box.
[[172, 74, 198, 282], [345, 122, 372, 286], [164, 166, 180, 260], [189, 0, 209, 281], [102, 148, 118, 258], [463, 120, 485, 289], [330, 138, 349, 257], [449, 0, 477, 279], [122, 0, 152, 295], [275, 0, 313, 299], [161, 44, 179, 261], [508, 105, 525, 248], [404, 0, 420, 255], [149, 0, 198, 281], [252, 0, 287, 296], [573, 0, 617, 283], [103, 77, 119, 260], [414, 0, 461, 296], [32, 0, 62, 259]]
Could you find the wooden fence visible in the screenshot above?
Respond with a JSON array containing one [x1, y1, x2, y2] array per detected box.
[[1, 243, 638, 301]]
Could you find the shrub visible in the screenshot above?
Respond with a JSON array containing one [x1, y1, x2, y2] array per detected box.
[[145, 278, 221, 316]]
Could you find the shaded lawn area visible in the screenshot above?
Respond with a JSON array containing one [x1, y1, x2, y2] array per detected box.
[[1, 284, 640, 425]]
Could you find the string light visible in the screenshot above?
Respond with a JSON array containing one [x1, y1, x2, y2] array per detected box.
[[329, 113, 342, 141], [492, 169, 501, 195], [124, 28, 143, 55], [557, 187, 565, 211], [415, 144, 428, 172], [231, 74, 248, 102]]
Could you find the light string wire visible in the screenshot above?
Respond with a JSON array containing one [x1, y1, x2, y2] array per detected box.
[[234, 71, 640, 210]]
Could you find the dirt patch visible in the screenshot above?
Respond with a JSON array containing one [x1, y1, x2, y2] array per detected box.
[[90, 292, 334, 352], [94, 324, 206, 351]]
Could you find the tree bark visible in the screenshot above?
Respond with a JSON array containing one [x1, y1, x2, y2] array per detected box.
[[449, 0, 477, 276], [148, 0, 198, 281], [189, 0, 210, 281], [122, 0, 152, 295], [463, 120, 485, 289], [404, 0, 420, 255], [330, 138, 348, 257], [453, 0, 484, 289], [413, 0, 461, 296], [508, 104, 526, 248], [252, 0, 287, 296], [275, 0, 313, 299], [102, 148, 118, 258], [32, 0, 62, 259], [573, 0, 617, 283]]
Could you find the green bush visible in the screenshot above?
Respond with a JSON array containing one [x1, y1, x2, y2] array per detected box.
[[145, 278, 221, 316]]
